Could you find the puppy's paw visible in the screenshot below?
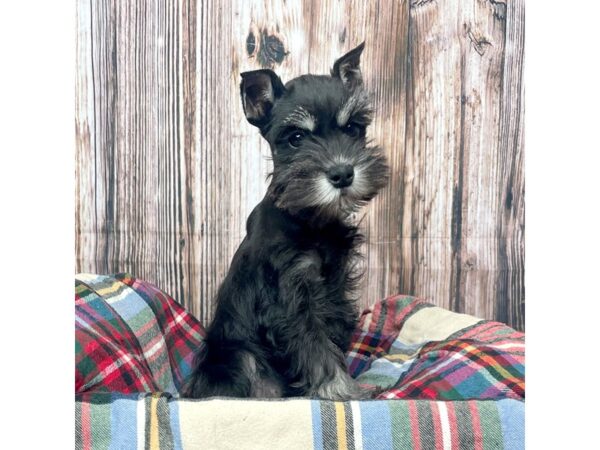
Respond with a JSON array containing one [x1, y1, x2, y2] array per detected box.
[[367, 384, 386, 399], [314, 367, 373, 401]]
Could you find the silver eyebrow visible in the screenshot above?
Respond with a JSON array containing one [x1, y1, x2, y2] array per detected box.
[[283, 106, 317, 132], [336, 89, 372, 127]]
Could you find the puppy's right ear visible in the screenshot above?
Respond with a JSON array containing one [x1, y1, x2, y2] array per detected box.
[[240, 70, 286, 127]]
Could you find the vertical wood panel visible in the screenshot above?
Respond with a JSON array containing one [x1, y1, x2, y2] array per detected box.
[[496, 0, 525, 328], [76, 0, 525, 330], [401, 0, 524, 329], [75, 0, 95, 272], [75, 0, 198, 315]]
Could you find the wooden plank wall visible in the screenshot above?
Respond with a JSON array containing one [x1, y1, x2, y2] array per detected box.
[[76, 0, 525, 330]]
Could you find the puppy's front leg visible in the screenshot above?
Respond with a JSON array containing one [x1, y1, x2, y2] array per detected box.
[[269, 252, 369, 401]]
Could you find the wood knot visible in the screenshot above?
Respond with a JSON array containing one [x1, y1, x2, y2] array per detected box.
[[410, 0, 435, 9], [464, 256, 477, 271], [488, 0, 507, 21], [246, 27, 289, 68], [246, 32, 257, 57], [465, 25, 492, 56]]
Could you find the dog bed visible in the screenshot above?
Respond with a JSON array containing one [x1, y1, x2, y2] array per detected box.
[[75, 273, 524, 449]]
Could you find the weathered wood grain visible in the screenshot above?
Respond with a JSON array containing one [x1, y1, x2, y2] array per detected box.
[[76, 0, 525, 330], [76, 0, 200, 317], [400, 0, 524, 329]]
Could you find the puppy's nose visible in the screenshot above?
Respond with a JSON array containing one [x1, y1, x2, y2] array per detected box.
[[327, 165, 354, 188]]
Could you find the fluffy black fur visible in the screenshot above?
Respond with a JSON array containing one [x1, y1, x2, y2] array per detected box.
[[183, 42, 389, 400]]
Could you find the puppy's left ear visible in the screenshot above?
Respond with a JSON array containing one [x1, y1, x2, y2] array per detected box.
[[240, 69, 286, 127], [331, 41, 365, 90]]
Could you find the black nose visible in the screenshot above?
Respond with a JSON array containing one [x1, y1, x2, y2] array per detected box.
[[327, 165, 354, 188]]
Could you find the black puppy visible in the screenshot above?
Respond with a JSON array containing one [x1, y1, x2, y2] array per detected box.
[[183, 42, 389, 400]]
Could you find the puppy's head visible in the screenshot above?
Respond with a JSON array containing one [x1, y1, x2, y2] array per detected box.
[[240, 42, 389, 219]]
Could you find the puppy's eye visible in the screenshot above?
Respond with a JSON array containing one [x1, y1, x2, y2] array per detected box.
[[343, 122, 364, 138], [288, 131, 305, 148]]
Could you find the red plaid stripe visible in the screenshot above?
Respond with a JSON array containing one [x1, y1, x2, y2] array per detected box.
[[75, 283, 160, 393], [75, 275, 205, 394]]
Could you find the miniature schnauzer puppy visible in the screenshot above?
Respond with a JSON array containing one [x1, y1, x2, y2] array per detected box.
[[183, 42, 389, 400]]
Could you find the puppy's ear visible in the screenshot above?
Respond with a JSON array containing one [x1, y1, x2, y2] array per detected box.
[[331, 41, 365, 90], [240, 69, 286, 127]]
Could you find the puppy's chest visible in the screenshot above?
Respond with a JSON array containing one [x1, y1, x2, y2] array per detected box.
[[292, 224, 357, 278], [313, 242, 350, 279], [289, 231, 353, 287]]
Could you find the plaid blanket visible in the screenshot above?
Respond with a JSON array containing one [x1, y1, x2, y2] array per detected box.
[[75, 274, 525, 449], [350, 299, 525, 401], [76, 273, 204, 394]]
